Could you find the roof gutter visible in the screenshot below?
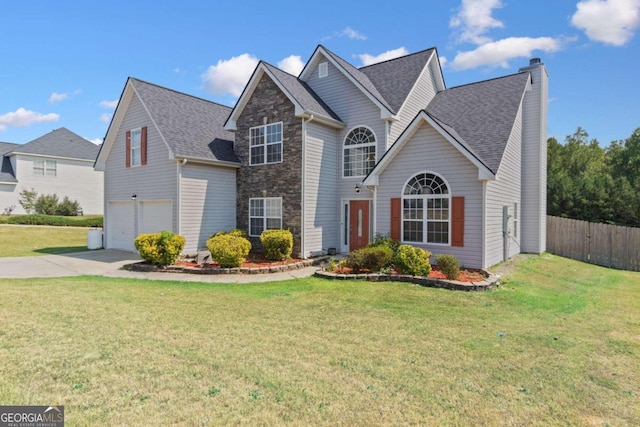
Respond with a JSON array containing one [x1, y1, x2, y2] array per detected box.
[[174, 156, 241, 168]]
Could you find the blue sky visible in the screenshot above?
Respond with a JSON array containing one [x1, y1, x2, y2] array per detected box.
[[1, 0, 638, 146]]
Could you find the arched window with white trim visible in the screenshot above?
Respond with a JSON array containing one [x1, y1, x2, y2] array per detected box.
[[402, 172, 450, 244], [343, 127, 376, 177]]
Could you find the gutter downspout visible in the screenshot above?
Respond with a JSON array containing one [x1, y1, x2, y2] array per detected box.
[[177, 158, 187, 237], [301, 115, 315, 258]]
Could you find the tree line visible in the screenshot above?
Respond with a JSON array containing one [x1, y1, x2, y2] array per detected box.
[[547, 127, 640, 228]]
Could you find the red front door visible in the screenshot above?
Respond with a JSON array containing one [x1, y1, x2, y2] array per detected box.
[[349, 200, 370, 251]]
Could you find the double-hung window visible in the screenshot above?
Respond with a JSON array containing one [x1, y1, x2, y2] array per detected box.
[[249, 197, 282, 236], [402, 173, 450, 245], [250, 122, 282, 165], [130, 128, 142, 167], [33, 159, 57, 177]]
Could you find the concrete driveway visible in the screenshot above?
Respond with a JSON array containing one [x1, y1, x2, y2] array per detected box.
[[0, 249, 318, 283]]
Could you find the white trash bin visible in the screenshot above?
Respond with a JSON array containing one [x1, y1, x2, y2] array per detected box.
[[87, 228, 103, 250]]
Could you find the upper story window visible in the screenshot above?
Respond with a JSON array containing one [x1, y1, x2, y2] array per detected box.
[[402, 172, 450, 245], [343, 127, 376, 177], [319, 61, 328, 78], [33, 159, 57, 177], [250, 122, 282, 165], [126, 127, 147, 168], [249, 197, 282, 236]]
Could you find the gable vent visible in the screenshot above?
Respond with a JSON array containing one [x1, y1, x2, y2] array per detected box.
[[319, 61, 328, 78]]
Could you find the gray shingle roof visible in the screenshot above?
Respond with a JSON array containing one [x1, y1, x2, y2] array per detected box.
[[0, 142, 19, 182], [425, 72, 530, 173], [320, 46, 395, 113], [262, 62, 341, 122], [130, 78, 239, 164], [360, 48, 436, 113], [10, 128, 99, 161]]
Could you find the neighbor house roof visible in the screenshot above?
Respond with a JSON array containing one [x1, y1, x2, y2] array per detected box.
[[9, 128, 99, 161], [129, 78, 239, 164], [0, 142, 19, 183], [425, 72, 531, 173], [262, 62, 341, 122], [359, 48, 436, 113]]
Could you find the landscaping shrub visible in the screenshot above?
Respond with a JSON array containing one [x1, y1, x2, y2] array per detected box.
[[435, 254, 460, 280], [260, 229, 293, 261], [34, 194, 59, 215], [206, 232, 252, 268], [18, 188, 38, 214], [394, 245, 432, 276], [345, 246, 394, 273], [56, 196, 81, 216], [7, 214, 103, 227], [366, 232, 400, 254], [134, 231, 186, 267], [211, 228, 247, 239]]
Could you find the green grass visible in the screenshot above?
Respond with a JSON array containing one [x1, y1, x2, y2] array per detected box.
[[0, 225, 89, 257], [0, 254, 638, 425]]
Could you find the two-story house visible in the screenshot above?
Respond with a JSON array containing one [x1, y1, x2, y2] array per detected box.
[[96, 45, 547, 269]]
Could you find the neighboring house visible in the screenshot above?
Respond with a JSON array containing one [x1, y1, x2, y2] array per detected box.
[[99, 45, 547, 269], [94, 78, 239, 253], [0, 128, 104, 215]]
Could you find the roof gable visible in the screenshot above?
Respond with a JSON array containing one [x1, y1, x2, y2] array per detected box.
[[225, 62, 344, 130], [0, 141, 19, 183], [10, 128, 99, 161]]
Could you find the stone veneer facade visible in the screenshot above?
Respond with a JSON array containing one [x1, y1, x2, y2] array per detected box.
[[235, 75, 303, 256]]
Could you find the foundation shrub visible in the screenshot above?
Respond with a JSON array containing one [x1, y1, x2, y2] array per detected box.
[[206, 232, 252, 268], [260, 229, 293, 261], [346, 246, 394, 273], [134, 231, 186, 267], [394, 245, 432, 276], [435, 254, 460, 280]]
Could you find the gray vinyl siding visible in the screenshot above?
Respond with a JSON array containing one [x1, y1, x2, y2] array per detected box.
[[376, 124, 484, 269], [388, 62, 439, 147], [520, 66, 548, 253], [179, 163, 236, 253], [304, 120, 339, 256], [484, 106, 523, 267], [104, 94, 177, 244], [305, 57, 388, 204]]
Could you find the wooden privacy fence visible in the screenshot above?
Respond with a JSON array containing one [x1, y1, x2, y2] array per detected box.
[[546, 216, 640, 271]]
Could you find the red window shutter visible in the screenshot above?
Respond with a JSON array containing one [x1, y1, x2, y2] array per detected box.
[[141, 126, 148, 166], [125, 130, 131, 168], [390, 198, 401, 241], [451, 196, 464, 247]]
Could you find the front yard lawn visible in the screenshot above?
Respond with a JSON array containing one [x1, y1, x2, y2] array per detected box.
[[0, 254, 638, 425], [0, 225, 89, 257]]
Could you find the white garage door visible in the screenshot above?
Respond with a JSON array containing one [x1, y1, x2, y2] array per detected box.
[[107, 201, 135, 251], [139, 200, 173, 235]]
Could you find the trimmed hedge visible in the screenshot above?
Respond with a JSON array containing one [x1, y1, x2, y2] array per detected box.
[[345, 246, 394, 273], [206, 231, 252, 268], [134, 231, 186, 267], [394, 245, 432, 276], [260, 229, 293, 261], [6, 214, 103, 227]]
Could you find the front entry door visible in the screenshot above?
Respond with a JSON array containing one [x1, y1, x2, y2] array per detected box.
[[349, 200, 370, 251]]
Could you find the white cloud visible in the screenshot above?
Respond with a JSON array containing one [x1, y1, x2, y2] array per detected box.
[[88, 138, 103, 145], [48, 92, 68, 104], [100, 113, 112, 123], [99, 100, 118, 109], [278, 55, 305, 75], [450, 0, 505, 44], [450, 36, 566, 70], [202, 53, 259, 97], [439, 56, 448, 68], [339, 27, 367, 40], [358, 47, 409, 66], [571, 0, 640, 46], [0, 107, 59, 131]]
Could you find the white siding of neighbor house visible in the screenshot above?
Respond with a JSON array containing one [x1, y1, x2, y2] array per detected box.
[[303, 120, 339, 256], [304, 56, 388, 204], [103, 94, 177, 249], [179, 162, 236, 254], [484, 106, 523, 268], [388, 61, 439, 147], [5, 154, 103, 214], [375, 123, 484, 269], [520, 64, 548, 254]]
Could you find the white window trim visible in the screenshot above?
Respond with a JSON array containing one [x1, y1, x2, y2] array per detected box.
[[319, 61, 328, 78], [130, 127, 142, 167], [400, 172, 452, 246], [33, 159, 57, 177], [249, 122, 283, 166], [342, 126, 377, 179], [248, 197, 283, 237]]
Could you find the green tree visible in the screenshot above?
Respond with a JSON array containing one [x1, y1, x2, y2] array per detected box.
[[18, 188, 38, 214]]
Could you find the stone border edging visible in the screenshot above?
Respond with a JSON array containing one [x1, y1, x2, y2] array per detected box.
[[122, 256, 328, 275], [314, 270, 498, 291]]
